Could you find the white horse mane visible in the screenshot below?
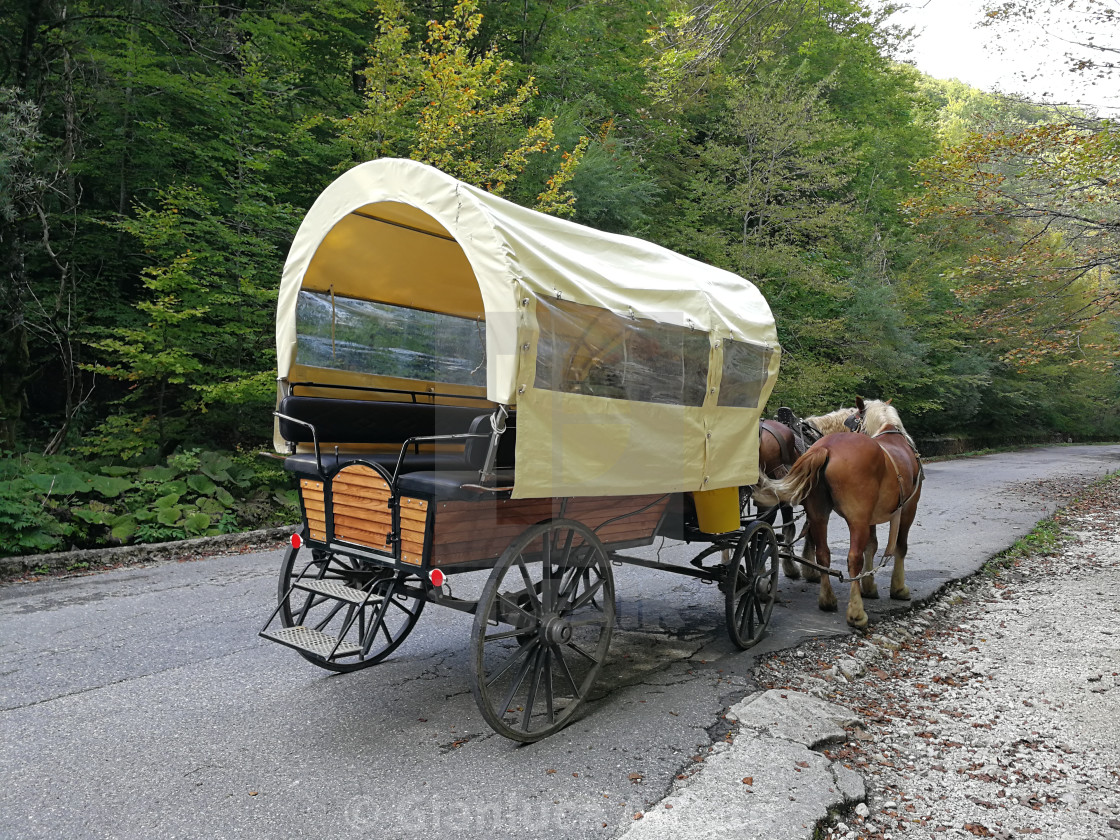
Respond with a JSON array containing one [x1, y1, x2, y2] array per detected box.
[[807, 407, 858, 435], [860, 399, 921, 453]]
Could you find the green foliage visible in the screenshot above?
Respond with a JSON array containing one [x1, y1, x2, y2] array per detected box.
[[338, 0, 588, 214], [3, 0, 1119, 486], [0, 449, 298, 558]]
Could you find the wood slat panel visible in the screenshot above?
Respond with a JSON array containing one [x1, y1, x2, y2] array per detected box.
[[297, 470, 430, 562], [336, 528, 390, 550], [431, 496, 666, 541], [399, 507, 428, 524], [430, 494, 667, 564], [334, 515, 390, 538], [330, 504, 393, 528], [335, 483, 389, 499], [333, 468, 390, 491]]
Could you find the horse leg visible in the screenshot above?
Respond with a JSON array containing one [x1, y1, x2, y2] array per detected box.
[[891, 502, 918, 600], [800, 524, 821, 583], [804, 499, 836, 612], [779, 503, 802, 579], [845, 520, 873, 629], [860, 524, 880, 599]]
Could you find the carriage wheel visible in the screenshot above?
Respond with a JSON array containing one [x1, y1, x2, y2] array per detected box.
[[470, 519, 615, 742], [278, 530, 425, 673], [724, 520, 779, 649]]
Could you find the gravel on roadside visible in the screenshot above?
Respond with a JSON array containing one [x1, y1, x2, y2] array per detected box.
[[755, 477, 1120, 840]]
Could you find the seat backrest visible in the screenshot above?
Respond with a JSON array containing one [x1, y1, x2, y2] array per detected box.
[[462, 412, 517, 471], [277, 396, 486, 445]]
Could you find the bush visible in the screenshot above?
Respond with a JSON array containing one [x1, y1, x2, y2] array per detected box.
[[0, 448, 299, 558]]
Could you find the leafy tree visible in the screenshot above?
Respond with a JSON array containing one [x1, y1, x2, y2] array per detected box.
[[909, 115, 1119, 368], [339, 0, 588, 214], [981, 0, 1116, 114], [642, 0, 946, 417]]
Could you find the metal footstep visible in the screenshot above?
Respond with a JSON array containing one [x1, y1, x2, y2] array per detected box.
[[292, 578, 384, 605], [261, 625, 362, 659]]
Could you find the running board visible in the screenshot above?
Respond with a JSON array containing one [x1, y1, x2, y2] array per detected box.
[[260, 625, 362, 659], [292, 578, 383, 605], [261, 578, 388, 661]]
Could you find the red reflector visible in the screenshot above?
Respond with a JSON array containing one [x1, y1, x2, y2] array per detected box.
[[290, 533, 302, 550], [429, 569, 445, 588]]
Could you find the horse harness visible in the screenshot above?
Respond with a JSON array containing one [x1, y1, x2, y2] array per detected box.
[[773, 407, 823, 459], [759, 419, 796, 476], [872, 428, 925, 513]]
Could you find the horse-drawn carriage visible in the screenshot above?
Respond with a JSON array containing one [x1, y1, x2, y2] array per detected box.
[[258, 158, 920, 741]]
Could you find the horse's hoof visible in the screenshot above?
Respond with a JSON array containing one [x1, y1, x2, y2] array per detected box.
[[861, 582, 880, 599], [804, 570, 822, 583], [847, 612, 869, 630], [782, 563, 801, 580], [891, 586, 911, 601], [818, 599, 838, 613]]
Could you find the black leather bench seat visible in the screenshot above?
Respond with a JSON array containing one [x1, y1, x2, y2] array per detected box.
[[397, 470, 514, 501]]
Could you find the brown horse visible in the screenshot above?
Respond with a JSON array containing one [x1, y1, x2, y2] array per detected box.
[[751, 407, 860, 578], [762, 398, 923, 629]]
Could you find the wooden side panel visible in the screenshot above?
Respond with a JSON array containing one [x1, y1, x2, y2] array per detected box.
[[333, 466, 392, 550], [298, 467, 429, 563], [300, 479, 326, 541], [429, 494, 669, 566], [399, 496, 428, 565]]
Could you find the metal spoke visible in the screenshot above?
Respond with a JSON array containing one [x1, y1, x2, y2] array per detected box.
[[522, 648, 545, 731], [499, 645, 538, 717], [517, 559, 542, 613], [566, 615, 608, 629], [313, 599, 348, 631], [495, 593, 537, 628], [567, 575, 606, 613], [565, 640, 597, 664], [361, 586, 395, 656], [543, 648, 555, 724], [484, 638, 534, 688], [550, 642, 581, 698], [485, 627, 535, 642]]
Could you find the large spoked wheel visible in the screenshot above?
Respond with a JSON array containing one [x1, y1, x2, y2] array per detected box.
[[278, 530, 425, 673], [470, 519, 615, 743], [724, 520, 780, 649]]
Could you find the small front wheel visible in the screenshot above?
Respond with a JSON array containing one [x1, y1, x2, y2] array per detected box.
[[724, 521, 779, 649], [470, 519, 615, 742]]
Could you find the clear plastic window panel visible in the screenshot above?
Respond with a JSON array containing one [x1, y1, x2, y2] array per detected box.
[[295, 291, 486, 387], [534, 297, 710, 406], [718, 338, 772, 408]]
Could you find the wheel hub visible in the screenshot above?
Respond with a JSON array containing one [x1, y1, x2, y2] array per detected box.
[[542, 613, 573, 644]]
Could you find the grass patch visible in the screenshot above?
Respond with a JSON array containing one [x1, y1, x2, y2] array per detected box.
[[984, 518, 1066, 574], [982, 469, 1120, 575]]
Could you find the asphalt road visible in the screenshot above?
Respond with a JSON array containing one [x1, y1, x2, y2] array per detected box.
[[2, 444, 1119, 840]]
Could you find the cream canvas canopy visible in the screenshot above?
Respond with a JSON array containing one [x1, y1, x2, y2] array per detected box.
[[276, 158, 781, 499]]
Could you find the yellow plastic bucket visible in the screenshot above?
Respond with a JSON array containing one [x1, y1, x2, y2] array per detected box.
[[691, 486, 740, 534]]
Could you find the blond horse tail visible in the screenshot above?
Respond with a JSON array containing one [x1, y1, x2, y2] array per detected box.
[[763, 448, 829, 505]]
